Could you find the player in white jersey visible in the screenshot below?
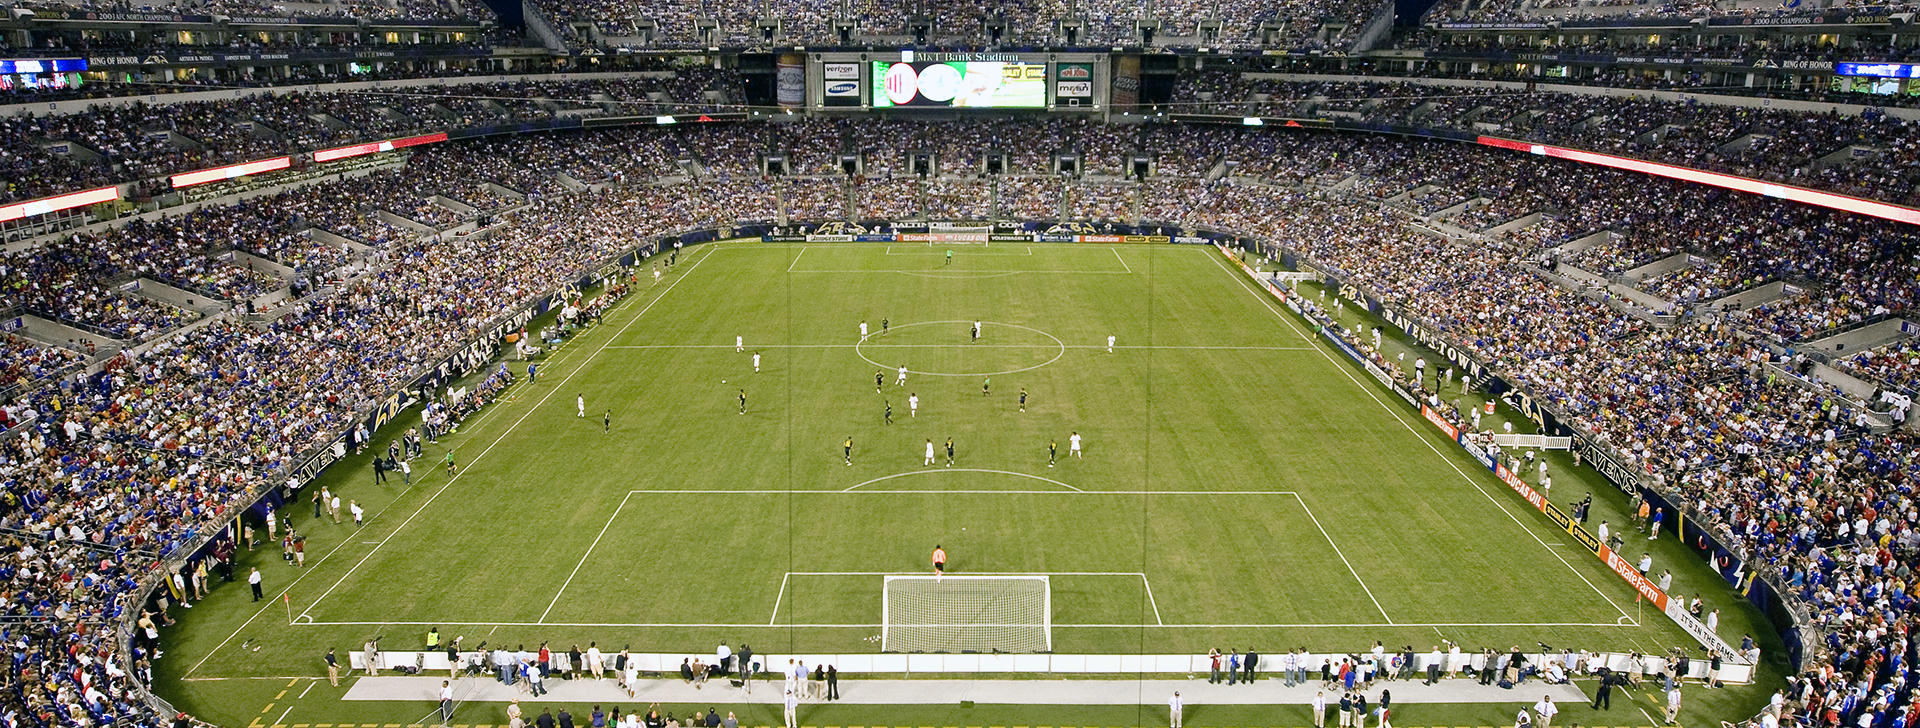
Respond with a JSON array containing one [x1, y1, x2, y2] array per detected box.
[[736, 335, 744, 352], [1069, 431, 1083, 457], [753, 353, 761, 373], [896, 365, 908, 385], [860, 321, 869, 339], [909, 393, 919, 417], [577, 395, 585, 418], [1107, 335, 1115, 353], [924, 439, 936, 466]]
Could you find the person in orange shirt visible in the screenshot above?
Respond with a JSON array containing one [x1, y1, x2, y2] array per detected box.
[[932, 545, 947, 576]]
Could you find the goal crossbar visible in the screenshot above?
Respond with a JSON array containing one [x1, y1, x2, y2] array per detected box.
[[882, 575, 1051, 653]]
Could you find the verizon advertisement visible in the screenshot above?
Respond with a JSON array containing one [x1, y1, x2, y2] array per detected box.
[[313, 132, 447, 163], [0, 186, 118, 223], [1478, 135, 1920, 226], [822, 62, 860, 79], [169, 156, 291, 188]]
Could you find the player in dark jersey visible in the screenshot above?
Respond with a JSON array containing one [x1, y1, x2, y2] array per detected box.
[[945, 438, 955, 467]]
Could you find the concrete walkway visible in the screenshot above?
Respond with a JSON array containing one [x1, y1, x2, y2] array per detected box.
[[345, 675, 1590, 706]]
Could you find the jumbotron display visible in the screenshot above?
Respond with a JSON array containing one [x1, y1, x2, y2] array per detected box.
[[871, 61, 1047, 107]]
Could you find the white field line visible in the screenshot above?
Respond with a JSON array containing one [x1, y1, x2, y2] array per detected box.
[[1142, 573, 1165, 626], [842, 469, 1085, 492], [768, 573, 791, 626], [767, 572, 1159, 626], [1204, 251, 1635, 622], [295, 245, 721, 623], [787, 269, 1133, 275], [1289, 492, 1394, 624], [539, 490, 639, 622], [600, 344, 1316, 351], [1112, 247, 1133, 274], [786, 246, 806, 272], [886, 246, 1033, 255], [287, 620, 1637, 628]]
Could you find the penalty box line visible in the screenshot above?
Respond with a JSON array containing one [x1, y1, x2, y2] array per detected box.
[[768, 572, 1164, 628], [544, 489, 1380, 628]]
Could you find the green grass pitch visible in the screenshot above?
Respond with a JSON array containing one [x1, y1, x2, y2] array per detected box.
[[156, 242, 1778, 727]]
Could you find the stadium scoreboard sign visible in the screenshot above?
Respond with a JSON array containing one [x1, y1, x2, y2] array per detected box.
[[1837, 61, 1920, 78], [815, 52, 1105, 110], [873, 60, 1047, 108]]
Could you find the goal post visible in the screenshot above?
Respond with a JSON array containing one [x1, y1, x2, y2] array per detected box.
[[881, 575, 1051, 653]]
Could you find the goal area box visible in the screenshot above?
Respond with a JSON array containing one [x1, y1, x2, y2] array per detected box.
[[881, 575, 1051, 653]]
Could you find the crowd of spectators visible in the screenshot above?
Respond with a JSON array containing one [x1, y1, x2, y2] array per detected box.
[[1170, 73, 1920, 206], [0, 112, 1914, 728], [0, 74, 744, 204], [530, 0, 1388, 49], [14, 0, 479, 21]]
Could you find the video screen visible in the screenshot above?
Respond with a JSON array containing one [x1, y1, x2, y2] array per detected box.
[[871, 61, 1046, 108]]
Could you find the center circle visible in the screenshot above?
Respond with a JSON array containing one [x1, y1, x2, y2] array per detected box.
[[855, 320, 1066, 377]]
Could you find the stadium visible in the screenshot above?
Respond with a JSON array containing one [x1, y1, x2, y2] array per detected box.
[[0, 0, 1914, 726]]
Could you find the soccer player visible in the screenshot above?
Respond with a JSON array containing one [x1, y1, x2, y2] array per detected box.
[[738, 390, 747, 415], [875, 371, 884, 392], [932, 545, 946, 575], [577, 394, 585, 418], [1048, 440, 1057, 467], [971, 321, 980, 341], [908, 393, 918, 417], [653, 266, 662, 284], [896, 365, 908, 386], [1108, 335, 1115, 353], [945, 437, 955, 467], [924, 439, 936, 466], [844, 437, 853, 466], [444, 451, 457, 476], [881, 319, 889, 335], [945, 249, 952, 265], [1019, 388, 1028, 412], [604, 411, 611, 433], [349, 500, 364, 527], [982, 377, 990, 396], [860, 321, 869, 339], [884, 402, 893, 425], [737, 335, 744, 352], [1070, 431, 1082, 458], [752, 353, 761, 373]]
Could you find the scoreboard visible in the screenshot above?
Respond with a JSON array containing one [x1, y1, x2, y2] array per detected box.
[[811, 52, 1108, 110]]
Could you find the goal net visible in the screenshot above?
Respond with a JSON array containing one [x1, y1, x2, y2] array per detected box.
[[882, 575, 1051, 653]]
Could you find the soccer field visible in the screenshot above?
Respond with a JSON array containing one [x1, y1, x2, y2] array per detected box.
[[161, 241, 1754, 724]]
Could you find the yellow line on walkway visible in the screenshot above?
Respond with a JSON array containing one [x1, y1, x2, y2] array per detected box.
[[262, 704, 276, 714]]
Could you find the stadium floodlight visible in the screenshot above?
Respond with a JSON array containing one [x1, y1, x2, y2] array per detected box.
[[881, 575, 1051, 653]]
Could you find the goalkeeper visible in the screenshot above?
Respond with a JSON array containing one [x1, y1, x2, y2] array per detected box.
[[932, 545, 947, 576]]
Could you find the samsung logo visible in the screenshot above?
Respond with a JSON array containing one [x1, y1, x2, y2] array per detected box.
[[826, 82, 857, 94]]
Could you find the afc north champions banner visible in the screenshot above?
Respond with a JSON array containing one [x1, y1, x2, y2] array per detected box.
[[777, 53, 806, 108]]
